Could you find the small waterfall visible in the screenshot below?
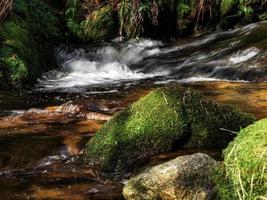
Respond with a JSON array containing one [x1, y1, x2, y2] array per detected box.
[[37, 21, 267, 92], [37, 39, 167, 90]]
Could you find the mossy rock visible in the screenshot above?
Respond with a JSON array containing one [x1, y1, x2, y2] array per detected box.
[[215, 118, 267, 199], [84, 87, 255, 172], [182, 89, 255, 148], [84, 87, 188, 171]]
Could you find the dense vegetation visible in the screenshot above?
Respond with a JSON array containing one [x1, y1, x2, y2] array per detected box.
[[0, 0, 267, 88], [65, 0, 267, 42], [0, 0, 62, 88]]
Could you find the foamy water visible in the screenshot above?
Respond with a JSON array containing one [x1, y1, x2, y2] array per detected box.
[[37, 39, 168, 90], [37, 22, 267, 91], [229, 48, 260, 64]]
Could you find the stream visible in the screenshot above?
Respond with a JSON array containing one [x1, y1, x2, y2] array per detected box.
[[0, 21, 267, 199]]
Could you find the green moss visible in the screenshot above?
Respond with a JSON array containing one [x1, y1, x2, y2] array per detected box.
[[220, 0, 239, 17], [84, 87, 255, 171], [183, 90, 255, 148], [0, 17, 34, 86], [177, 2, 191, 17], [0, 0, 61, 88], [84, 87, 188, 171], [215, 118, 267, 199], [13, 0, 60, 38], [240, 6, 255, 24]]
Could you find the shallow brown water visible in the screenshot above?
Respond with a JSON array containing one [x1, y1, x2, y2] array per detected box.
[[0, 81, 266, 199], [1, 21, 267, 199]]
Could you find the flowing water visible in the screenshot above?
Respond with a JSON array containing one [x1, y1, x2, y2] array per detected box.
[[0, 21, 267, 199]]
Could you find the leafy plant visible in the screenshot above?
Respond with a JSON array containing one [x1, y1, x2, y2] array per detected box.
[[13, 0, 59, 38], [0, 46, 27, 86]]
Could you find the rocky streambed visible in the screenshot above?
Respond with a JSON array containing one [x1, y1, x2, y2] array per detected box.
[[0, 21, 267, 200], [0, 81, 266, 199]]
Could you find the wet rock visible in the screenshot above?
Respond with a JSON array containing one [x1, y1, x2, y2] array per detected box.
[[56, 101, 83, 115], [84, 87, 255, 171], [0, 101, 111, 133], [123, 153, 217, 200]]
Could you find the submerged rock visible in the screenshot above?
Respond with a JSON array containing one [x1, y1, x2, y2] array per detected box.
[[0, 101, 110, 134], [215, 118, 267, 199], [84, 87, 255, 171], [123, 153, 217, 200]]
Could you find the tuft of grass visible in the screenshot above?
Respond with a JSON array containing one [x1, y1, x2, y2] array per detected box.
[[65, 0, 116, 42], [214, 118, 267, 200]]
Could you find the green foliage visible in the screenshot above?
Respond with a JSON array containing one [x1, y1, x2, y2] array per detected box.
[[259, 12, 267, 20], [220, 0, 239, 16], [177, 2, 191, 17], [84, 87, 255, 171], [215, 118, 267, 199], [64, 0, 267, 40], [0, 0, 60, 88], [0, 16, 36, 87], [240, 6, 254, 23], [0, 47, 27, 86], [118, 0, 152, 38], [65, 0, 80, 21], [13, 0, 60, 37], [65, 1, 115, 42], [13, 0, 28, 14], [83, 6, 116, 42], [27, 0, 59, 37]]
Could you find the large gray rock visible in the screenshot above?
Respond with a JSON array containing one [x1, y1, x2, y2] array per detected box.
[[123, 153, 217, 200]]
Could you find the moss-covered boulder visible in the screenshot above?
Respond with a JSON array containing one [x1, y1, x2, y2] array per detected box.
[[84, 87, 255, 171], [215, 118, 267, 199], [84, 87, 188, 171], [182, 89, 254, 148]]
